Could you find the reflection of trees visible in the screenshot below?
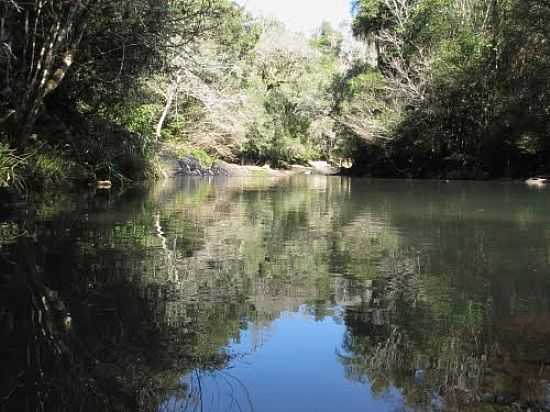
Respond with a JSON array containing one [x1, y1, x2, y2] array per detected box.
[[0, 232, 213, 412], [3, 178, 550, 411], [0, 183, 228, 411], [342, 312, 550, 410], [0, 176, 374, 411], [336, 181, 550, 410]]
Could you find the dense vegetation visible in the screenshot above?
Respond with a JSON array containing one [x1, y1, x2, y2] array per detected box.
[[0, 0, 348, 188], [1, 0, 550, 188], [0, 0, 237, 187], [343, 0, 550, 178]]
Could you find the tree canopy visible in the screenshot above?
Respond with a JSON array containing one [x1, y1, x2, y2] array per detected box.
[[341, 0, 550, 178]]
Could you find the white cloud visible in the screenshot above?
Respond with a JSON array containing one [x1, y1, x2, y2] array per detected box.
[[235, 0, 352, 34]]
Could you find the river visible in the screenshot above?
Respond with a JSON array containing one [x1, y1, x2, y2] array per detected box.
[[1, 176, 550, 411]]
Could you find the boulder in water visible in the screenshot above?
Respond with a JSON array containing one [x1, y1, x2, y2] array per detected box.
[[526, 177, 548, 187]]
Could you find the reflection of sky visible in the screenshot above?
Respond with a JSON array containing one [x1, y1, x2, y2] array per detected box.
[[160, 307, 403, 412]]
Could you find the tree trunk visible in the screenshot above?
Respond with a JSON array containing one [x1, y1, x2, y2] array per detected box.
[[5, 0, 92, 150], [155, 72, 183, 141]]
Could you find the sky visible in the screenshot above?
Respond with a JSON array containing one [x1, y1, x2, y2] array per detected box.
[[235, 0, 353, 34]]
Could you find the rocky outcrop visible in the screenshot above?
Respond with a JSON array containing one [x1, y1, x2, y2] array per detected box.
[[160, 148, 343, 178], [526, 177, 549, 187], [308, 161, 341, 176], [160, 151, 231, 177]]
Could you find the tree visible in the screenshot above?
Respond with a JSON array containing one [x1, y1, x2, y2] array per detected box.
[[341, 0, 550, 178], [0, 0, 225, 149], [1, 0, 94, 147]]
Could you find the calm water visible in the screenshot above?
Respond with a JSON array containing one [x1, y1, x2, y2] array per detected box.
[[1, 176, 550, 412]]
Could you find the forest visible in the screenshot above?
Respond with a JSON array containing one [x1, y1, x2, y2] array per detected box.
[[1, 0, 550, 189], [2, 3, 550, 410]]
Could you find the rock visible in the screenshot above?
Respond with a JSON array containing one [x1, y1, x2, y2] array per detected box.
[[95, 180, 112, 189], [87, 180, 112, 189], [160, 150, 342, 178], [526, 177, 548, 187], [165, 155, 214, 176], [289, 165, 313, 175], [308, 161, 341, 176], [179, 155, 201, 172], [211, 161, 232, 176], [511, 401, 523, 411]]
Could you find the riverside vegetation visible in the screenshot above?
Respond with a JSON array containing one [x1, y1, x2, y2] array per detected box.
[[3, 3, 550, 412], [1, 0, 550, 190]]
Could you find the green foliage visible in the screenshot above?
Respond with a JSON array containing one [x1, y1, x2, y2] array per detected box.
[[0, 0, 238, 188], [343, 0, 550, 178], [152, 16, 346, 167], [111, 103, 161, 138], [352, 0, 391, 36], [0, 142, 25, 190], [6, 0, 548, 184], [432, 32, 488, 75], [240, 121, 322, 167], [31, 152, 79, 184], [312, 21, 344, 54]]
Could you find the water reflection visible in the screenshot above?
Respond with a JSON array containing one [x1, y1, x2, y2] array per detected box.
[[1, 177, 550, 411]]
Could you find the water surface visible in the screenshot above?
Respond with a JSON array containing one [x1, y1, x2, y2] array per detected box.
[[1, 177, 550, 411]]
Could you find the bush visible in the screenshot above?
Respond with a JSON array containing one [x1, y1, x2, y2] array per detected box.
[[29, 150, 84, 185], [66, 116, 158, 183], [0, 142, 26, 190]]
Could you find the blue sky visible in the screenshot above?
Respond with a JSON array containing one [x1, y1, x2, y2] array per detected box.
[[235, 0, 353, 33]]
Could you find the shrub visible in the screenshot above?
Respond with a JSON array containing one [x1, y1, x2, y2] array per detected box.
[[0, 142, 26, 190]]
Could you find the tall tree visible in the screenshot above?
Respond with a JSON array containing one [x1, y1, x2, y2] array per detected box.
[[1, 0, 94, 147], [0, 0, 222, 149]]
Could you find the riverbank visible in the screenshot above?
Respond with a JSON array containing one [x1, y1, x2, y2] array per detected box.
[[3, 139, 543, 198], [159, 148, 342, 179]]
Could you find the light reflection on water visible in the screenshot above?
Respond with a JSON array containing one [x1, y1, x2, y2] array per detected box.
[[1, 177, 550, 411]]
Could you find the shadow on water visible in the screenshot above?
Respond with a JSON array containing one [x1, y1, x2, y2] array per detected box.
[[1, 177, 550, 411], [0, 182, 231, 412]]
